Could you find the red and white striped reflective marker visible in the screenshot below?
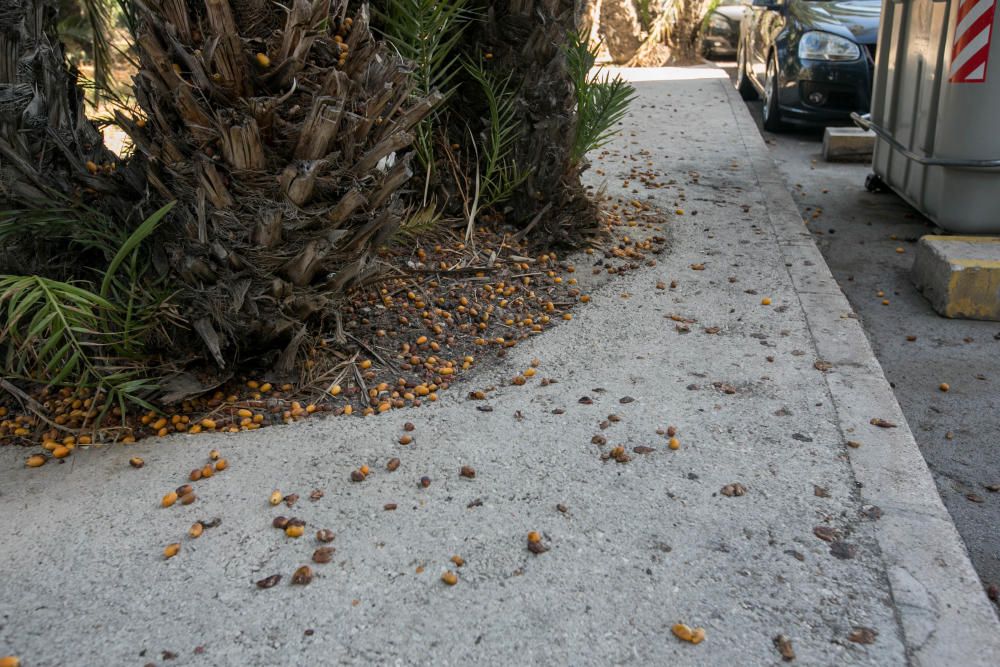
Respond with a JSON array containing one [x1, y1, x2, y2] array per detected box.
[[950, 0, 997, 83]]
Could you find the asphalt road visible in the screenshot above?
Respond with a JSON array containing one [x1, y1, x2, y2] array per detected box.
[[719, 61, 1000, 607]]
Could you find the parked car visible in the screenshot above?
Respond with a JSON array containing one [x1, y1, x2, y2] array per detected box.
[[702, 0, 751, 59], [735, 0, 881, 131]]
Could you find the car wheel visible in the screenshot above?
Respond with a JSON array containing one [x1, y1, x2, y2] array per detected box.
[[761, 53, 785, 132], [736, 41, 758, 101], [865, 173, 888, 193]]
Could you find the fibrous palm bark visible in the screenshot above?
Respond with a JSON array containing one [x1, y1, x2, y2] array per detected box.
[[3, 0, 600, 383], [120, 0, 438, 369], [575, 0, 602, 48], [0, 0, 119, 272], [662, 0, 713, 62], [599, 0, 644, 63], [474, 0, 596, 241]]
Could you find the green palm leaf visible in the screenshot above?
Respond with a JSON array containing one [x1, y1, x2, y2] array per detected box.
[[566, 31, 637, 164], [464, 58, 531, 210]]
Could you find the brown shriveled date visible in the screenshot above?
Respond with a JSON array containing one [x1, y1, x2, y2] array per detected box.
[[528, 541, 549, 554], [813, 525, 838, 542], [312, 547, 335, 564], [256, 574, 282, 589], [316, 529, 335, 543], [847, 627, 877, 645], [721, 483, 746, 497], [291, 565, 313, 585], [773, 635, 795, 661]]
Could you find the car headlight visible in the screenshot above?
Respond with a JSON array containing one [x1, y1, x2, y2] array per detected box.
[[798, 31, 861, 61]]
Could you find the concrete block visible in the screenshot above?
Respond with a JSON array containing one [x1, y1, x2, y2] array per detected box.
[[912, 235, 1000, 321], [822, 127, 876, 162]]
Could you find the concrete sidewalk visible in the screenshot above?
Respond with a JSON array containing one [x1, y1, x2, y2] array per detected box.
[[2, 67, 997, 666]]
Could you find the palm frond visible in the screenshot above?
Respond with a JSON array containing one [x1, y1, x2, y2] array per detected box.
[[100, 201, 174, 298], [1, 275, 118, 385], [113, 0, 140, 41], [374, 0, 475, 99], [76, 69, 139, 117], [566, 31, 637, 164], [464, 58, 531, 210], [0, 207, 122, 255], [0, 275, 161, 415], [374, 0, 477, 170], [0, 202, 173, 414], [575, 74, 635, 158], [0, 201, 155, 268], [636, 0, 662, 31], [59, 0, 115, 96], [395, 202, 443, 240]]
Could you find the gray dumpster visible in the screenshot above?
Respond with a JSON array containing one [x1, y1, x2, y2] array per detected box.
[[856, 0, 1000, 233]]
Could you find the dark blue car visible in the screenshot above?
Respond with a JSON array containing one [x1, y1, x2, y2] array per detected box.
[[735, 0, 881, 131]]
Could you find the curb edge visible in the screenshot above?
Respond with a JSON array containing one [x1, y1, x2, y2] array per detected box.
[[719, 73, 1000, 665]]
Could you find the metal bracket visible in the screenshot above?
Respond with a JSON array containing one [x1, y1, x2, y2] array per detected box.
[[851, 112, 1000, 169]]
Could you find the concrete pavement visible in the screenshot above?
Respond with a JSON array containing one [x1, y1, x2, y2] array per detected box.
[[1, 67, 997, 666]]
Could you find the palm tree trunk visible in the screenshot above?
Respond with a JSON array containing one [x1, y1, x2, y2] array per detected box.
[[0, 0, 120, 274], [575, 0, 602, 48], [600, 0, 644, 63], [0, 0, 111, 205], [477, 0, 597, 241], [121, 0, 436, 369]]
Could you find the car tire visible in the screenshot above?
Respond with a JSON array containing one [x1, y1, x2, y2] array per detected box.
[[865, 173, 888, 193], [736, 42, 758, 101], [761, 53, 785, 132]]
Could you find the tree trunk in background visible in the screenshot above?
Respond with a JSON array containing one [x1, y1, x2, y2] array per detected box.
[[0, 0, 118, 273], [600, 0, 643, 64], [625, 6, 672, 66], [575, 0, 602, 48], [477, 0, 597, 242], [583, 0, 711, 66], [662, 0, 711, 63]]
